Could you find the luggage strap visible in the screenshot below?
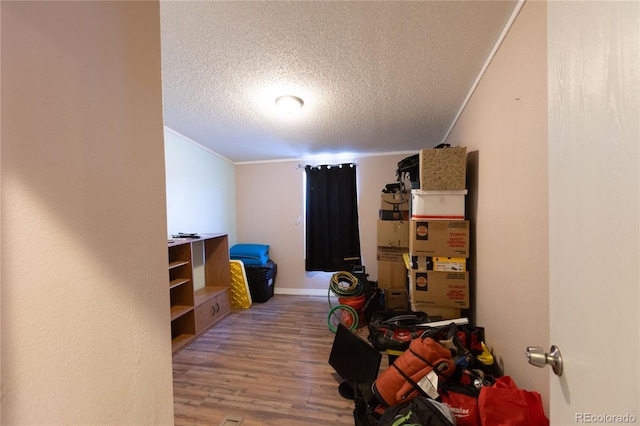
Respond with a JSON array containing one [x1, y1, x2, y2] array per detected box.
[[408, 347, 450, 379], [391, 363, 430, 402]]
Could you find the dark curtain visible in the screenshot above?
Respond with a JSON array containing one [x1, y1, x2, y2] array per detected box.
[[305, 163, 362, 272]]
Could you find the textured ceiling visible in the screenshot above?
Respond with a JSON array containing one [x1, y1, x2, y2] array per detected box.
[[160, 1, 519, 163]]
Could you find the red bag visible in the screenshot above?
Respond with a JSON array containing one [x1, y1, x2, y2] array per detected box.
[[439, 382, 481, 426], [477, 376, 549, 426]]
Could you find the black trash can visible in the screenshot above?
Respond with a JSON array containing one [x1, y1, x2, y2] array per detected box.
[[244, 259, 277, 303]]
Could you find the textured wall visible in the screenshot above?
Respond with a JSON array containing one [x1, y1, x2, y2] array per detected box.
[[1, 2, 174, 424]]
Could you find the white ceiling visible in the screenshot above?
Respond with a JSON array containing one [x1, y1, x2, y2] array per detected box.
[[160, 1, 519, 163]]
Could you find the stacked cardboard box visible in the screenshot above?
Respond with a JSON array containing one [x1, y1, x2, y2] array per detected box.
[[379, 191, 409, 221], [376, 191, 410, 308], [408, 147, 470, 318]]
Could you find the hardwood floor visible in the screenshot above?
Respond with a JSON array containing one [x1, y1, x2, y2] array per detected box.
[[172, 294, 388, 426]]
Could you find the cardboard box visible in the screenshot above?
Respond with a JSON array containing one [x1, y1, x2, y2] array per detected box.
[[379, 209, 409, 221], [385, 289, 409, 310], [377, 261, 408, 290], [410, 256, 466, 271], [377, 247, 408, 290], [377, 220, 410, 247], [410, 255, 434, 270], [411, 189, 467, 220], [419, 147, 467, 190], [433, 257, 466, 271], [409, 220, 469, 257], [409, 303, 462, 320], [409, 270, 469, 308], [381, 191, 410, 211], [377, 246, 408, 262]]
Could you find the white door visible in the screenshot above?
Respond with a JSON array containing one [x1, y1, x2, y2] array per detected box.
[[548, 1, 639, 424]]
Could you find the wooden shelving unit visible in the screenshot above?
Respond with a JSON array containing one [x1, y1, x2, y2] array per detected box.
[[168, 233, 231, 355]]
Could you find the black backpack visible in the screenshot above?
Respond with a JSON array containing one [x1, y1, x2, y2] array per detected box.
[[396, 154, 419, 184], [378, 396, 456, 426], [353, 381, 383, 426], [396, 143, 452, 184]]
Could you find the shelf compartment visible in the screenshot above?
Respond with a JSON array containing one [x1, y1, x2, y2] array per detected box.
[[194, 286, 227, 306], [170, 282, 194, 308], [171, 310, 196, 354], [169, 260, 189, 270], [172, 334, 195, 354], [170, 304, 194, 321], [204, 238, 232, 287], [170, 278, 190, 289]]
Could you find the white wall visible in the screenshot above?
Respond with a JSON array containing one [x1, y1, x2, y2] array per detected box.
[[235, 153, 413, 292], [164, 128, 237, 244], [1, 2, 174, 424], [445, 0, 550, 411]]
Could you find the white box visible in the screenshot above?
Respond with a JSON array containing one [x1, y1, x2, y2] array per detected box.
[[411, 189, 467, 220]]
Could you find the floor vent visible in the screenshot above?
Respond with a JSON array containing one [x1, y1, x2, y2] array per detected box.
[[219, 415, 243, 426]]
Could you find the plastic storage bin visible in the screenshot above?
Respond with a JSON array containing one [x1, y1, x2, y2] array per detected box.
[[411, 189, 467, 220], [244, 259, 277, 303]]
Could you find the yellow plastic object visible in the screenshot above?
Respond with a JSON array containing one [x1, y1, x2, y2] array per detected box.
[[402, 253, 411, 270], [229, 260, 252, 309], [477, 341, 495, 365], [385, 349, 405, 357]]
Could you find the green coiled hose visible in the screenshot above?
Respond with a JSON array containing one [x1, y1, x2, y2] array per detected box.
[[327, 271, 363, 332]]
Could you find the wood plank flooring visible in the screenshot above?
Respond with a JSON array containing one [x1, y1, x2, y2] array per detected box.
[[172, 294, 388, 426]]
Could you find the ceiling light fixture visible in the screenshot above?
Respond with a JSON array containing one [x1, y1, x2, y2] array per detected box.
[[275, 95, 304, 114]]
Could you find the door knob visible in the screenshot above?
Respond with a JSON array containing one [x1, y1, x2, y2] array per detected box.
[[525, 345, 563, 376]]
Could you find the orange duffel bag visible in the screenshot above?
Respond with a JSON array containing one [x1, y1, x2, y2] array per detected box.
[[372, 336, 456, 406]]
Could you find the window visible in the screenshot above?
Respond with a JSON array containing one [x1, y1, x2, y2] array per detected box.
[[305, 163, 362, 272]]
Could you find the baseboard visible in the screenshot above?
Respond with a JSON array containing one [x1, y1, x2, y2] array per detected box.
[[274, 288, 327, 297]]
